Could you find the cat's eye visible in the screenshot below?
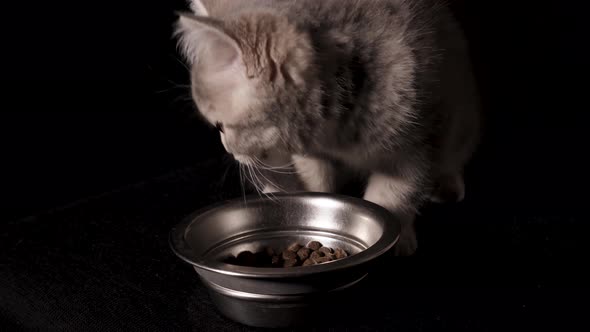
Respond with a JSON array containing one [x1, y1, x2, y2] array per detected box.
[[215, 122, 224, 133]]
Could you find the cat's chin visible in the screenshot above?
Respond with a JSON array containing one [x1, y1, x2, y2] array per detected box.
[[233, 154, 253, 166]]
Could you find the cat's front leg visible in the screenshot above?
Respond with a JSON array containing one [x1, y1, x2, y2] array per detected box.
[[363, 173, 420, 256], [292, 155, 336, 192]]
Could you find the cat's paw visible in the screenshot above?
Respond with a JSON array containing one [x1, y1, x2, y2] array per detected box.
[[430, 174, 465, 203]]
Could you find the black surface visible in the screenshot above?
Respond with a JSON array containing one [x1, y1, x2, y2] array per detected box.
[[1, 158, 589, 331], [1, 0, 589, 331]]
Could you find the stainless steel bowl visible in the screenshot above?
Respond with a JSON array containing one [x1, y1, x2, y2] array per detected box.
[[170, 192, 400, 328]]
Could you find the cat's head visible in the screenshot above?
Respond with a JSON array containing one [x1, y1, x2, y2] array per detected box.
[[176, 1, 318, 165]]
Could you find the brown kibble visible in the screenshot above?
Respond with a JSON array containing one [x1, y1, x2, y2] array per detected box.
[[228, 242, 349, 268], [302, 259, 315, 266], [282, 249, 297, 260], [287, 243, 303, 252], [283, 258, 298, 268], [334, 248, 348, 259], [319, 247, 336, 261], [310, 251, 322, 260], [307, 241, 322, 251], [312, 256, 332, 264], [297, 247, 311, 260], [271, 255, 281, 266]]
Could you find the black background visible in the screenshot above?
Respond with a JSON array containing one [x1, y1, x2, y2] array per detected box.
[[1, 1, 587, 220], [1, 0, 222, 219], [1, 0, 589, 330]]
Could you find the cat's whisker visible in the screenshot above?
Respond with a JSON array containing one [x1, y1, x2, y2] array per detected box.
[[238, 164, 247, 206], [169, 53, 191, 72], [252, 157, 296, 171], [245, 164, 265, 200], [252, 165, 298, 175], [248, 164, 279, 202], [267, 161, 296, 170], [253, 167, 286, 194], [155, 85, 190, 94], [258, 165, 297, 172], [165, 80, 192, 90], [168, 97, 196, 112], [218, 156, 236, 192], [264, 169, 298, 175], [253, 168, 279, 202], [244, 164, 257, 191]]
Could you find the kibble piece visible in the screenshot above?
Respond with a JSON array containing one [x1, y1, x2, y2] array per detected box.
[[227, 242, 349, 268], [283, 258, 298, 268], [310, 251, 322, 260], [287, 243, 303, 252], [297, 247, 311, 260], [302, 259, 316, 266], [334, 248, 348, 259], [307, 241, 323, 251], [312, 256, 332, 264], [282, 249, 297, 260], [271, 255, 281, 266]]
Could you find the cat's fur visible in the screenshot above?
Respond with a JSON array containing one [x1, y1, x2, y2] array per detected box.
[[176, 0, 481, 255]]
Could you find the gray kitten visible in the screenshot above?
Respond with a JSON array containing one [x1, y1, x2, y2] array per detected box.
[[176, 0, 481, 255]]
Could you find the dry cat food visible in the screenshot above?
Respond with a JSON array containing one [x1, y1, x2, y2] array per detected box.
[[225, 241, 348, 268]]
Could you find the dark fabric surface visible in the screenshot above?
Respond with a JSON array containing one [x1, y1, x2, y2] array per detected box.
[[2, 157, 589, 331]]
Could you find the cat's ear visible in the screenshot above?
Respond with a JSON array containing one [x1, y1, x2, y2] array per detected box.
[[175, 12, 241, 72], [189, 0, 208, 16]]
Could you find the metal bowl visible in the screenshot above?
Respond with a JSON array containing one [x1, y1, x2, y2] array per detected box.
[[170, 192, 400, 328]]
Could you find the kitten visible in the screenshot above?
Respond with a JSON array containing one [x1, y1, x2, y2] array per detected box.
[[176, 0, 481, 255]]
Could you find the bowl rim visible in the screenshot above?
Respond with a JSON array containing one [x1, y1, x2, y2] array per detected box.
[[169, 192, 400, 278]]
